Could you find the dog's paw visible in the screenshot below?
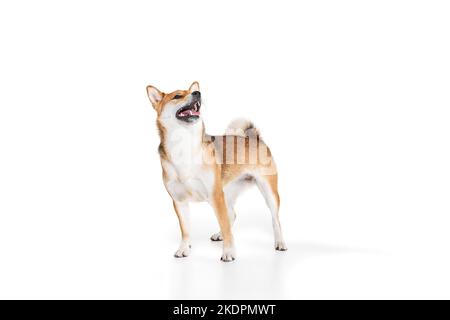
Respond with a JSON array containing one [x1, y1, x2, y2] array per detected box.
[[210, 232, 223, 241], [220, 246, 236, 262], [174, 242, 191, 258], [275, 241, 288, 251]]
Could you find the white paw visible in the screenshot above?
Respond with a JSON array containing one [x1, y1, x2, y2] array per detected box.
[[210, 232, 223, 241], [220, 246, 236, 262], [174, 242, 191, 258], [275, 241, 288, 251]]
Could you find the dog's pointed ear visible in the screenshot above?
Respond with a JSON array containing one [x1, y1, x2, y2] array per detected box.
[[189, 81, 200, 92], [146, 85, 164, 109]]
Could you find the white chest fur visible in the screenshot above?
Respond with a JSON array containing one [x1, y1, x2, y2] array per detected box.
[[160, 120, 215, 203]]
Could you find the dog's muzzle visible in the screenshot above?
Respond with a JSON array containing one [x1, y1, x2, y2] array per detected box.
[[175, 92, 201, 123]]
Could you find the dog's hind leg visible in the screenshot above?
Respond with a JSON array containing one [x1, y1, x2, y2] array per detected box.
[[255, 173, 287, 251], [173, 201, 191, 258]]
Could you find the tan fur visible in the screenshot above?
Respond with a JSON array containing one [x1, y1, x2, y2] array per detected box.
[[173, 201, 189, 241], [211, 166, 233, 248]]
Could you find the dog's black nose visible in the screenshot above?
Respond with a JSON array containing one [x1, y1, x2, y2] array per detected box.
[[192, 91, 200, 97]]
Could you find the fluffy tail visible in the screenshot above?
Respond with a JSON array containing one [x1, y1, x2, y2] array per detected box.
[[226, 118, 260, 137]]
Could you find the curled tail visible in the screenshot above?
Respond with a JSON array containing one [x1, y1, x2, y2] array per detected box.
[[225, 118, 260, 137]]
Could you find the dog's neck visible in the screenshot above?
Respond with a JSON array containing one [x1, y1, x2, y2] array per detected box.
[[158, 119, 205, 167]]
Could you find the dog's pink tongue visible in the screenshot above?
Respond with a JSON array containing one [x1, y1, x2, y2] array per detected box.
[[181, 109, 200, 116]]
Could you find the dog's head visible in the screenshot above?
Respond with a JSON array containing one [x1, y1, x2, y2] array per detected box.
[[146, 82, 202, 125]]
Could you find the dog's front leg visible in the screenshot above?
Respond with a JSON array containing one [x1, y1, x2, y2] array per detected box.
[[211, 191, 236, 262], [172, 201, 191, 258]]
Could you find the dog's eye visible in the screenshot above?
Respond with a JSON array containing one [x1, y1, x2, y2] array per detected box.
[[172, 94, 183, 100]]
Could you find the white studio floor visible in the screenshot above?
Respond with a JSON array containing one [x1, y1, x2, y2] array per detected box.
[[2, 182, 450, 299], [164, 192, 450, 300]]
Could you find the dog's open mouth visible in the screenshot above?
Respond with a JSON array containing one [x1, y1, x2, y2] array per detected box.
[[175, 100, 201, 122]]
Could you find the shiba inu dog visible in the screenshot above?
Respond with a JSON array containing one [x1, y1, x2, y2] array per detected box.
[[146, 81, 287, 262]]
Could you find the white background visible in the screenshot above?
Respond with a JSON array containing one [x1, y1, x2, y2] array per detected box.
[[0, 0, 449, 299]]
